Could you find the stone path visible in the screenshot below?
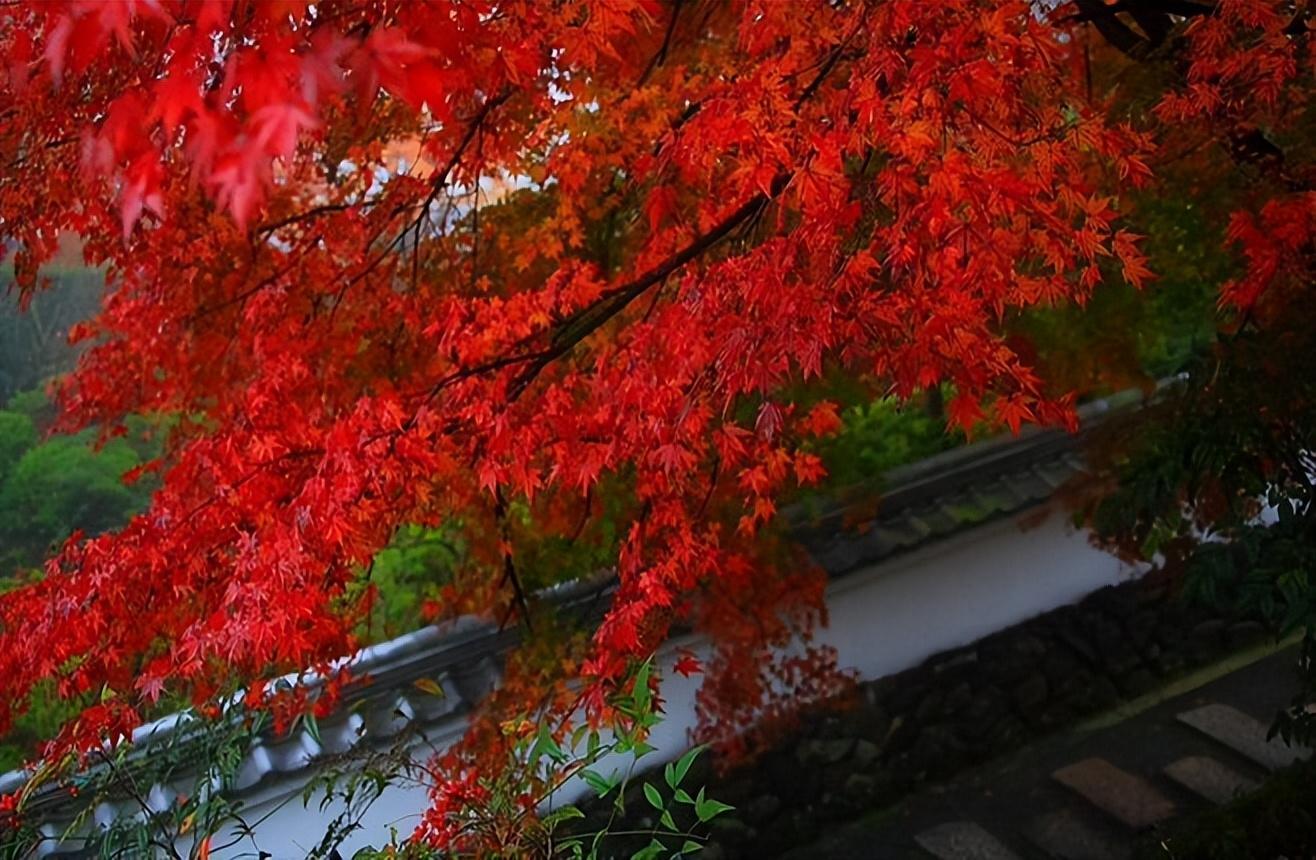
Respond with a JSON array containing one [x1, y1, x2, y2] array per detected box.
[[1175, 703, 1306, 771], [1050, 758, 1176, 831], [785, 648, 1309, 859], [1024, 809, 1126, 860], [1162, 755, 1257, 806], [914, 822, 1019, 860]]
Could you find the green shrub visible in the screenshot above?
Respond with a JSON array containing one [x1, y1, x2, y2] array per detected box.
[[813, 393, 959, 489], [0, 410, 36, 488], [0, 390, 161, 573], [1135, 757, 1316, 860], [0, 433, 152, 569]]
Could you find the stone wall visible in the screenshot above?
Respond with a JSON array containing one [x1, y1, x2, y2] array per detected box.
[[587, 576, 1273, 859]]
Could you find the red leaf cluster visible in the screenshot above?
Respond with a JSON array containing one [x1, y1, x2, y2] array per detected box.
[[0, 0, 1310, 848]]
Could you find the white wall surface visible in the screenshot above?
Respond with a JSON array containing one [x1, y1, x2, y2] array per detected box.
[[200, 506, 1136, 858]]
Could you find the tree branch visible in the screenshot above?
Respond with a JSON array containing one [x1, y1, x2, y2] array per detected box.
[[637, 0, 683, 87], [494, 487, 534, 633], [1069, 0, 1216, 59]]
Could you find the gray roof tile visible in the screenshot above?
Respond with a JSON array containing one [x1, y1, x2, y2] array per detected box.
[[2, 389, 1151, 834]]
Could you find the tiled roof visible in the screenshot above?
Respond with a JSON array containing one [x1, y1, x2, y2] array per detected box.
[[804, 452, 1082, 574], [796, 392, 1136, 574], [0, 388, 1147, 831]]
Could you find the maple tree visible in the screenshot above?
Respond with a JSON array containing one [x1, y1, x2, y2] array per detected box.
[[0, 0, 1311, 853], [1069, 1, 1316, 750]]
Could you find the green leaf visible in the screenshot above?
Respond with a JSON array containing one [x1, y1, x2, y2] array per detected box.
[[680, 840, 703, 856], [633, 660, 652, 714], [660, 809, 677, 830], [631, 839, 664, 860], [643, 782, 664, 810], [671, 745, 703, 788], [582, 768, 619, 798], [532, 724, 567, 765], [542, 805, 586, 828], [694, 788, 733, 823], [673, 788, 694, 804], [304, 712, 321, 746]]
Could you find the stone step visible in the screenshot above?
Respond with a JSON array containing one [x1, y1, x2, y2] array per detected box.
[[914, 821, 1022, 860], [1163, 755, 1258, 805], [1051, 758, 1176, 831], [1176, 703, 1310, 772], [1025, 809, 1130, 860]]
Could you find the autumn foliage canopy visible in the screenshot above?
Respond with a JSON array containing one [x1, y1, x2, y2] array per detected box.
[[0, 0, 1311, 849]]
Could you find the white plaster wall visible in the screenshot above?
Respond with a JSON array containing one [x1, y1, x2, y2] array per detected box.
[[209, 507, 1137, 858], [820, 507, 1137, 680]]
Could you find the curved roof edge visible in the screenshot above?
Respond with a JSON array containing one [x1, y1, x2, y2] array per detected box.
[[0, 385, 1158, 822]]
